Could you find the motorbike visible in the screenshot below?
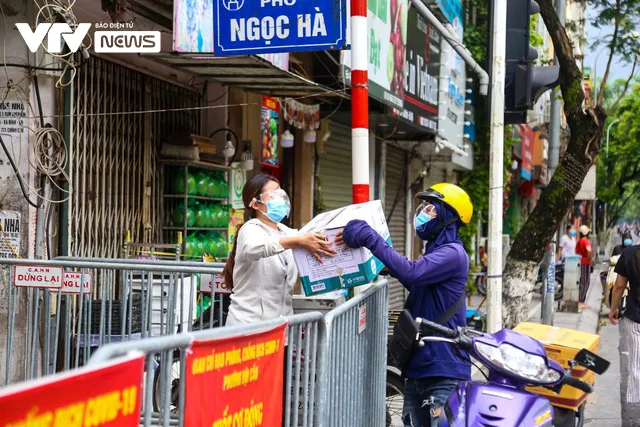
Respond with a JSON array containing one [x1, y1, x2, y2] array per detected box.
[[412, 317, 609, 426]]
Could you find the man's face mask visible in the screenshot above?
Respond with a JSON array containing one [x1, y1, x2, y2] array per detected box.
[[624, 239, 633, 247], [414, 202, 437, 232]]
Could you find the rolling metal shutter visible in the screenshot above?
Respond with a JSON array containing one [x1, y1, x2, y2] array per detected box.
[[69, 57, 201, 257], [316, 122, 352, 212], [385, 145, 409, 310]]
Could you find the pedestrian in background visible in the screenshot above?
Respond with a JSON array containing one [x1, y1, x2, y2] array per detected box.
[[336, 183, 473, 427], [557, 225, 577, 260], [575, 225, 593, 308], [609, 243, 640, 402]]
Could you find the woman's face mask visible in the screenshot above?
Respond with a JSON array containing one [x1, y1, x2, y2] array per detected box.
[[569, 230, 576, 237], [256, 188, 291, 223], [624, 239, 633, 247]]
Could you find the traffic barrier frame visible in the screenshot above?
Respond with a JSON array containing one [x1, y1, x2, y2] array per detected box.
[[2, 257, 225, 386], [316, 281, 389, 427]]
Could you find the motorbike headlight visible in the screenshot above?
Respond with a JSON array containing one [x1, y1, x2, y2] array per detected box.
[[475, 342, 562, 385]]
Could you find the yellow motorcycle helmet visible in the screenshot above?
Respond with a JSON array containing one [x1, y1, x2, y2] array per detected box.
[[416, 183, 473, 225]]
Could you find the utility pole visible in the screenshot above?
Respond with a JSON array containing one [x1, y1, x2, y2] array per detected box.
[[351, 0, 370, 205], [486, 0, 507, 333], [542, 0, 566, 325], [604, 119, 620, 242]]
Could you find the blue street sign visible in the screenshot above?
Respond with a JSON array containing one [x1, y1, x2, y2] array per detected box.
[[213, 0, 347, 56]]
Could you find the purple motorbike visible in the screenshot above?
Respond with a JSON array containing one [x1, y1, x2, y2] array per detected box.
[[415, 317, 609, 427]]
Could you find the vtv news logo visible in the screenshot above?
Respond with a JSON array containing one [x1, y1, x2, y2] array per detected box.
[[16, 23, 161, 54]]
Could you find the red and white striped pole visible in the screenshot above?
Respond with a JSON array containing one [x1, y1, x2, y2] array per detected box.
[[350, 0, 370, 204]]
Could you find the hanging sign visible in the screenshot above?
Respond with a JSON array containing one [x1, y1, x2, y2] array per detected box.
[[260, 97, 280, 168], [184, 322, 287, 427], [213, 0, 347, 56], [58, 272, 93, 294], [0, 353, 144, 427], [283, 99, 320, 130], [14, 265, 63, 288]]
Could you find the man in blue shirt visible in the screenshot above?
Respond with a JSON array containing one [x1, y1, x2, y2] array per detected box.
[[337, 183, 472, 427]]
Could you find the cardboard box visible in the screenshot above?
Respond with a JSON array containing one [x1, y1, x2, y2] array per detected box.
[[293, 200, 392, 296], [513, 322, 600, 410]]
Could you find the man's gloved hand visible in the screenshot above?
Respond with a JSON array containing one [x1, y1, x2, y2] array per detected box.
[[342, 220, 376, 248]]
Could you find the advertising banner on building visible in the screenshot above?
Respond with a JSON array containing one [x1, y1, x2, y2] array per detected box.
[[392, 8, 440, 130], [260, 97, 280, 167], [184, 322, 287, 427], [520, 124, 535, 180], [0, 354, 144, 426], [343, 0, 409, 108]]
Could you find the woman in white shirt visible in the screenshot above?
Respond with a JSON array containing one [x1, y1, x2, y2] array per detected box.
[[557, 225, 577, 260], [223, 174, 336, 326]]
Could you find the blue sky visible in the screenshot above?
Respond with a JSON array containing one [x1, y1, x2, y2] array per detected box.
[[583, 5, 635, 83]]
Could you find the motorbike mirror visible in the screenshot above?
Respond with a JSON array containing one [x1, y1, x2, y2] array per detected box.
[[573, 348, 610, 375]]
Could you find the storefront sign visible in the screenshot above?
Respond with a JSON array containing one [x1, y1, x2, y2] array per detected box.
[[438, 1, 464, 166], [0, 100, 26, 142], [260, 97, 280, 167], [520, 124, 534, 180], [14, 265, 63, 288], [200, 273, 232, 294], [0, 210, 21, 259], [184, 322, 287, 427], [0, 353, 144, 426], [343, 0, 408, 108], [213, 0, 347, 55], [392, 9, 440, 130], [230, 163, 246, 209]]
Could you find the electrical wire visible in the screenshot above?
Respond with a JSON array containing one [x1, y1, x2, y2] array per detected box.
[[17, 88, 348, 121]]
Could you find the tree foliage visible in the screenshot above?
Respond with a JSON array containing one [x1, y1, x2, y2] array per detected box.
[[597, 81, 640, 223]]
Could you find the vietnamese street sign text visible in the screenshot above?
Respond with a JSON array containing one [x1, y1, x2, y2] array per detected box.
[[214, 0, 347, 55]]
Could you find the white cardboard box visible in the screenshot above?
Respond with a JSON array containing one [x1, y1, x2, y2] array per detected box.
[[293, 200, 392, 296]]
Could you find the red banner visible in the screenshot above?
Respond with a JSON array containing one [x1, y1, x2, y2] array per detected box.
[[185, 323, 287, 427], [0, 354, 144, 427]]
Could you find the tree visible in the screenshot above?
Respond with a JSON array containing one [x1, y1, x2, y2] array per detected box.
[[597, 81, 640, 225], [501, 0, 640, 327]]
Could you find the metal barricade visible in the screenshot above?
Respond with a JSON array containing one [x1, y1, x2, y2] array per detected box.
[[86, 312, 325, 427], [316, 280, 389, 427], [1, 257, 225, 386]]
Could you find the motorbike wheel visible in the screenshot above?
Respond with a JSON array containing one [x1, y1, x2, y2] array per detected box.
[[386, 374, 405, 427], [476, 276, 487, 296], [552, 404, 585, 427], [152, 352, 182, 413], [554, 279, 564, 301]]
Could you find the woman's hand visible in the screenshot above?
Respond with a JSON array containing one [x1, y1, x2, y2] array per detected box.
[[298, 233, 337, 262]]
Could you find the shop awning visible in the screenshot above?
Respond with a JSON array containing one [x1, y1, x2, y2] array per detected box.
[[149, 53, 346, 100]]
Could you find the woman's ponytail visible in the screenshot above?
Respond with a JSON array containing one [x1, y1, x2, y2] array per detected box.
[[222, 222, 244, 290]]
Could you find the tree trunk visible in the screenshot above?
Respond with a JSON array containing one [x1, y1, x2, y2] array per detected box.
[[500, 0, 608, 328]]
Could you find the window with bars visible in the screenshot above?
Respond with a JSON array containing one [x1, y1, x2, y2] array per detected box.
[[67, 57, 202, 257]]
